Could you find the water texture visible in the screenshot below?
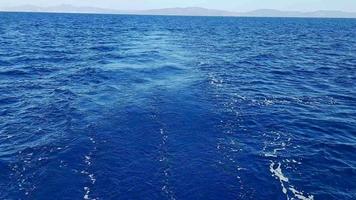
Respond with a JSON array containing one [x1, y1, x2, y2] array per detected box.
[[0, 13, 355, 200]]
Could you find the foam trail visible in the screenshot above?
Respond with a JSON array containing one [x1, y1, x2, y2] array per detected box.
[[82, 136, 98, 200], [270, 162, 289, 195], [270, 162, 314, 200], [159, 128, 176, 200], [266, 131, 314, 200]]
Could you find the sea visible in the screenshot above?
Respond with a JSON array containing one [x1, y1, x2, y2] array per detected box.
[[0, 12, 355, 200]]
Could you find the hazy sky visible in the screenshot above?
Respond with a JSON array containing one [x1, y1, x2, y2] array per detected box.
[[1, 0, 356, 12]]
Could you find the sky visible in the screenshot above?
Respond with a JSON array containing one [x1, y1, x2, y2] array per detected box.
[[0, 0, 356, 12]]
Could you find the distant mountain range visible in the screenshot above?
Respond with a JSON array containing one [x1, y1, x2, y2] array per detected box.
[[1, 5, 356, 18]]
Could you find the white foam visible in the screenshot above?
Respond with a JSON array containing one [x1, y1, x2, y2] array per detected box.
[[83, 187, 90, 200], [158, 128, 176, 200], [265, 131, 314, 200], [270, 162, 289, 195], [84, 155, 92, 166], [270, 161, 314, 200], [89, 174, 96, 184], [289, 187, 314, 200], [264, 152, 278, 158], [89, 137, 96, 144]]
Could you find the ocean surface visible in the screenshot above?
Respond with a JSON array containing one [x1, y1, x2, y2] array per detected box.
[[0, 12, 355, 200]]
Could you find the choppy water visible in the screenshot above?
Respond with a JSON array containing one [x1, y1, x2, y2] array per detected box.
[[0, 12, 356, 200]]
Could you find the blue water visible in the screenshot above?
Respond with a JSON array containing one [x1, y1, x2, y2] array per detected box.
[[0, 12, 355, 200]]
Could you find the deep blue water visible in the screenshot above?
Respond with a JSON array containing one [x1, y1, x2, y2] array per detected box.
[[0, 12, 355, 200]]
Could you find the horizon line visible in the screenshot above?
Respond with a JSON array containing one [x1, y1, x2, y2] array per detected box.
[[1, 5, 356, 18], [2, 4, 356, 13]]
